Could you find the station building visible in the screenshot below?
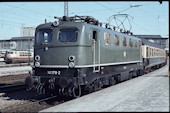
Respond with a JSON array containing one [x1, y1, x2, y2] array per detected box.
[[0, 36, 34, 51], [0, 26, 35, 51]]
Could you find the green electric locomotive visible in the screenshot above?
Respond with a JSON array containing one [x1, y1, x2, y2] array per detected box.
[[26, 15, 144, 97]]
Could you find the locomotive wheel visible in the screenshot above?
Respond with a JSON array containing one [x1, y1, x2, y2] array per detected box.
[[93, 80, 98, 91], [93, 79, 103, 91], [129, 72, 133, 79], [72, 85, 81, 98], [84, 84, 94, 94], [115, 75, 121, 83], [109, 76, 116, 86], [139, 70, 144, 76]]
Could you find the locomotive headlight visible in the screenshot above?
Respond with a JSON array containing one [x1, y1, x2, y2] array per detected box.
[[52, 21, 59, 27], [68, 55, 75, 62], [69, 62, 75, 68], [35, 55, 40, 61], [35, 62, 40, 67]]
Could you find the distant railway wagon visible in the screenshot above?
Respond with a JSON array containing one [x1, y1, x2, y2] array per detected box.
[[5, 50, 34, 64], [26, 15, 167, 98]]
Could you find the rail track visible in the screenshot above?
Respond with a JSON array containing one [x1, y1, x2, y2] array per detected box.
[[0, 83, 70, 112], [0, 62, 33, 68], [1, 95, 56, 112], [0, 93, 68, 112], [0, 83, 26, 93]]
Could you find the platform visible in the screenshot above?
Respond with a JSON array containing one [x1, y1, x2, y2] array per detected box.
[[0, 66, 32, 76], [40, 64, 169, 112]]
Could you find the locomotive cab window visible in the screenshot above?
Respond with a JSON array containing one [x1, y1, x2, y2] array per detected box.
[[36, 29, 52, 44], [59, 28, 78, 42]]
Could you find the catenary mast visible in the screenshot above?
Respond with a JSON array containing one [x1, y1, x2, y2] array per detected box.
[[64, 2, 68, 17]]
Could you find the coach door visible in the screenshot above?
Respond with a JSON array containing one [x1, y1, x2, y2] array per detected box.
[[92, 30, 100, 73]]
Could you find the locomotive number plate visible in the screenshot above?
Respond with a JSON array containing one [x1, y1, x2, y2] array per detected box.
[[47, 71, 61, 75]]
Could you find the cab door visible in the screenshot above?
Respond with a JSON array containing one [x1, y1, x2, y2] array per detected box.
[[91, 30, 100, 73]]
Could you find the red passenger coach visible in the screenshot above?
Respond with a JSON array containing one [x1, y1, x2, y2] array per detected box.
[[4, 50, 34, 64]]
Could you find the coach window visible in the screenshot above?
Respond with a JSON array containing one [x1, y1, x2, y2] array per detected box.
[[157, 50, 159, 56], [153, 49, 155, 56], [155, 49, 156, 56], [59, 28, 78, 42], [150, 48, 152, 56], [146, 47, 149, 57], [114, 35, 119, 46], [160, 51, 161, 56], [122, 37, 127, 46], [155, 49, 157, 56], [36, 29, 52, 44]]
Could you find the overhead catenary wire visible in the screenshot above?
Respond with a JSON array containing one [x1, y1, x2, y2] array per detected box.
[[129, 19, 154, 34], [0, 2, 168, 39], [118, 4, 142, 13], [95, 2, 117, 13], [0, 3, 52, 18], [0, 3, 25, 14]]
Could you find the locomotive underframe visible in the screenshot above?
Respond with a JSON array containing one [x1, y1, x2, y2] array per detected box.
[[29, 62, 143, 97]]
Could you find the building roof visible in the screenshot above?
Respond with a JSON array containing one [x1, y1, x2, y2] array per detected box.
[[11, 36, 34, 41], [133, 35, 168, 39], [139, 37, 164, 49], [0, 39, 10, 42]]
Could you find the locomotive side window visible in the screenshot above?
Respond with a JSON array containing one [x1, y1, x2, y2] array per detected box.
[[104, 32, 111, 45], [36, 29, 52, 43], [129, 38, 133, 47], [122, 37, 127, 46], [114, 35, 119, 46], [135, 40, 138, 47], [59, 28, 77, 42]]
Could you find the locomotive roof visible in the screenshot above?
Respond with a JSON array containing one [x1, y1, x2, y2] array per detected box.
[[36, 15, 141, 41]]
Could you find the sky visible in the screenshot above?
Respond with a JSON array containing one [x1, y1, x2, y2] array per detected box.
[[0, 1, 169, 40]]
